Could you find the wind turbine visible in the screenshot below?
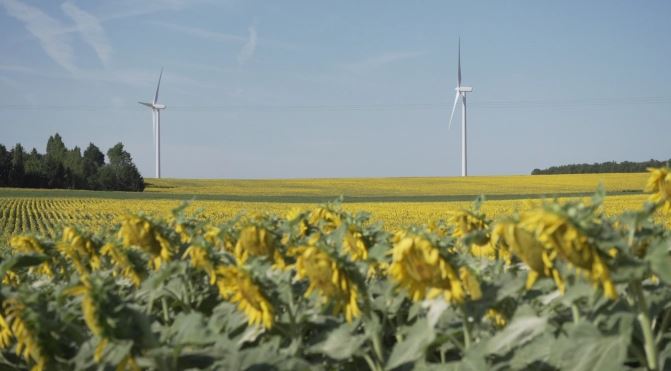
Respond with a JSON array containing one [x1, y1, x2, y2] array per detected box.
[[139, 68, 166, 178], [448, 39, 473, 177]]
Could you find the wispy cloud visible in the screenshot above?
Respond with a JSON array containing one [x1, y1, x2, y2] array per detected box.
[[0, 0, 77, 72], [237, 25, 257, 65], [93, 0, 197, 21], [151, 21, 246, 44], [153, 20, 296, 52], [343, 51, 424, 73], [61, 1, 111, 66]]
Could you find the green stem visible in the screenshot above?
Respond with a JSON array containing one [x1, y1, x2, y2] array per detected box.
[[571, 303, 581, 324], [161, 297, 170, 323], [461, 305, 472, 350], [371, 329, 384, 365], [462, 320, 472, 350], [632, 281, 658, 371], [655, 307, 671, 345], [364, 314, 384, 366], [363, 353, 382, 371], [443, 332, 465, 353]]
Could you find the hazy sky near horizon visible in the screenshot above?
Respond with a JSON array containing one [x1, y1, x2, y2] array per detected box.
[[0, 0, 670, 179]]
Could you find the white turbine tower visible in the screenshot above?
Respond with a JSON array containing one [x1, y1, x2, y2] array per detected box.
[[139, 69, 166, 178], [448, 39, 473, 177]]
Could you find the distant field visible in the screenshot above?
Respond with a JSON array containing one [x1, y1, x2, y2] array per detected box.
[[0, 172, 649, 203], [145, 173, 647, 197], [0, 173, 653, 241]]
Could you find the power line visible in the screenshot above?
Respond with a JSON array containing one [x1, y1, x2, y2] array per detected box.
[[0, 96, 670, 112]]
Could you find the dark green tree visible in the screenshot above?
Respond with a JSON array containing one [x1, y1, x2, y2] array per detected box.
[[99, 143, 145, 192], [24, 148, 47, 188], [46, 133, 67, 162], [0, 145, 10, 186], [2, 135, 144, 192], [532, 159, 671, 175], [83, 143, 105, 189], [8, 143, 25, 187]]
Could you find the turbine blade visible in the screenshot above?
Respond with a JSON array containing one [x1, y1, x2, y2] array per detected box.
[[153, 67, 163, 104], [448, 92, 461, 130], [138, 101, 153, 107], [457, 38, 462, 87]]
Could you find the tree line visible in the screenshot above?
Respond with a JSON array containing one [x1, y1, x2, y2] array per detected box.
[[0, 134, 144, 192], [531, 159, 670, 175]]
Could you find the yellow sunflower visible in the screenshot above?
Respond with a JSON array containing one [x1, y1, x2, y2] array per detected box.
[[0, 315, 12, 349], [204, 225, 223, 247], [491, 220, 558, 290], [308, 207, 341, 234], [485, 308, 508, 328], [449, 210, 487, 238], [65, 277, 108, 362], [100, 243, 144, 287], [3, 298, 47, 370], [216, 265, 274, 329], [118, 216, 173, 270], [645, 167, 671, 212], [182, 245, 217, 284], [519, 209, 616, 299], [387, 232, 465, 303], [235, 225, 285, 268], [58, 227, 101, 275], [291, 245, 361, 322], [9, 236, 54, 278], [342, 226, 368, 261]]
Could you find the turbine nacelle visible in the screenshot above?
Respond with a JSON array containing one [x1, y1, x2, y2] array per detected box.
[[138, 101, 166, 110], [456, 86, 473, 93]]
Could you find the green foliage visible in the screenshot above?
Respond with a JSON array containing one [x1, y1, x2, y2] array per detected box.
[[1, 133, 144, 192], [532, 158, 671, 175]]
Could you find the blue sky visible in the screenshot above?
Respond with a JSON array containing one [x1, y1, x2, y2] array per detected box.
[[0, 0, 669, 179]]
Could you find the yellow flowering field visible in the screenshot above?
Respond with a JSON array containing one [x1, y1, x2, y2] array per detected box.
[[144, 172, 648, 197], [0, 194, 649, 241]]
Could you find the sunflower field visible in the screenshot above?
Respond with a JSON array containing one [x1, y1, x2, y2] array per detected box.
[[0, 169, 670, 370]]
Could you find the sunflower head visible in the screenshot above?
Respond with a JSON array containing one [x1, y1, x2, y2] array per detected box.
[[291, 244, 362, 322], [215, 265, 274, 329], [10, 236, 46, 255], [66, 275, 126, 362], [100, 243, 145, 287], [9, 236, 54, 278], [308, 207, 342, 234], [173, 221, 191, 244], [204, 225, 223, 246], [517, 208, 617, 299], [645, 167, 671, 212], [449, 210, 488, 239], [118, 216, 173, 270], [2, 297, 49, 369], [183, 245, 217, 284], [388, 232, 465, 303], [59, 227, 102, 275], [342, 226, 368, 261], [235, 225, 285, 268], [485, 308, 508, 328]]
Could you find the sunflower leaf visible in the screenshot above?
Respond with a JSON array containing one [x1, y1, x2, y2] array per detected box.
[[484, 306, 547, 355], [385, 318, 435, 370]]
